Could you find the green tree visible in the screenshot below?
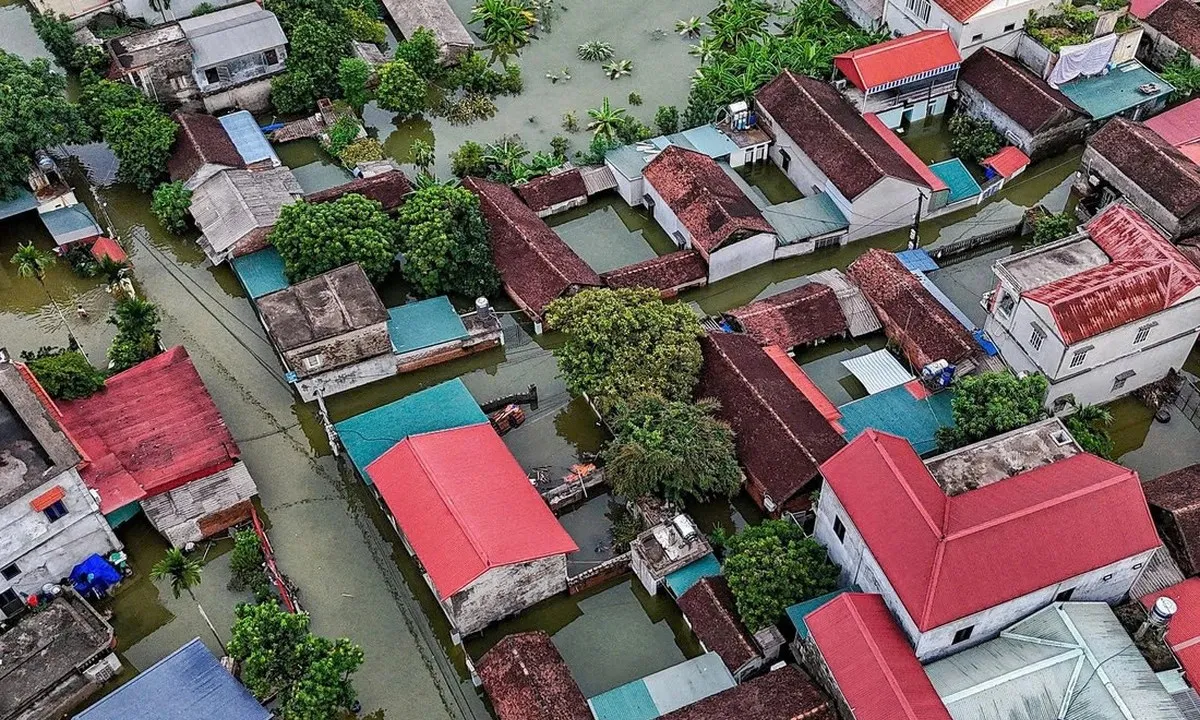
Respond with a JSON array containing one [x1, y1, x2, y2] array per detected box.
[[410, 138, 436, 175], [325, 115, 361, 157], [935, 371, 1049, 450], [545, 288, 704, 412], [450, 140, 488, 177], [152, 547, 226, 652], [151, 181, 193, 233], [1064, 402, 1114, 458], [605, 394, 741, 504], [376, 58, 427, 117], [270, 194, 398, 282], [338, 137, 384, 165], [395, 184, 500, 297], [0, 52, 89, 198], [1031, 211, 1076, 246], [654, 105, 680, 135], [271, 15, 352, 113], [107, 297, 162, 371], [11, 242, 84, 351], [102, 104, 179, 191], [24, 349, 105, 400], [342, 6, 387, 44], [228, 528, 271, 597], [337, 57, 373, 109], [78, 73, 148, 138], [228, 600, 365, 720], [718, 520, 839, 631], [586, 97, 627, 140], [31, 12, 78, 68], [394, 27, 441, 80], [949, 112, 1003, 163]]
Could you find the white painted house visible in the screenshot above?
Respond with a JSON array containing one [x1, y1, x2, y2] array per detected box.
[[883, 0, 1062, 56], [814, 419, 1160, 662], [983, 203, 1200, 410]]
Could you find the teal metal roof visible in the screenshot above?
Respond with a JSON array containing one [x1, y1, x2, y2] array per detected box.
[[607, 125, 738, 180], [838, 383, 954, 455], [588, 679, 658, 720], [232, 247, 289, 299], [588, 654, 736, 720], [41, 204, 100, 246], [387, 296, 469, 355], [334, 378, 486, 481], [664, 553, 720, 597], [787, 588, 854, 639], [678, 125, 739, 158], [0, 188, 37, 221], [1058, 60, 1174, 120], [763, 193, 849, 244], [929, 159, 981, 204]]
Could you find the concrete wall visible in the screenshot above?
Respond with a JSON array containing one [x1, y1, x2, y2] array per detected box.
[[884, 0, 1058, 55], [201, 76, 276, 114], [874, 93, 950, 129], [1076, 147, 1200, 240], [729, 143, 770, 170], [448, 554, 568, 636], [607, 162, 644, 207], [0, 469, 121, 615], [1140, 25, 1200, 71], [284, 323, 392, 380], [815, 480, 1156, 661], [845, 178, 925, 242], [643, 176, 690, 248], [957, 82, 1088, 161], [293, 352, 398, 402], [708, 233, 777, 283], [833, 0, 885, 29]]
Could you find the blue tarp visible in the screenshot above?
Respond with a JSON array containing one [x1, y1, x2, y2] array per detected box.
[[664, 554, 721, 598], [895, 248, 939, 273], [973, 329, 998, 356], [75, 638, 270, 720], [70, 554, 121, 597]]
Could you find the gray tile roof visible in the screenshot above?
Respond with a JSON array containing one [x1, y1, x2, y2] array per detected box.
[[179, 2, 286, 68]]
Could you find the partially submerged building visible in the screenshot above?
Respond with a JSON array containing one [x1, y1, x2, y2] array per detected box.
[[1143, 464, 1200, 577], [476, 631, 592, 720], [189, 166, 303, 264], [1137, 0, 1200, 69], [515, 168, 588, 218], [814, 419, 1160, 661], [832, 30, 962, 128], [657, 665, 837, 720], [983, 203, 1200, 408], [677, 576, 774, 681], [697, 332, 846, 516], [304, 168, 413, 212], [600, 251, 710, 298], [724, 283, 848, 351], [378, 0, 474, 60], [629, 515, 714, 596], [168, 112, 246, 187], [0, 361, 119, 619]]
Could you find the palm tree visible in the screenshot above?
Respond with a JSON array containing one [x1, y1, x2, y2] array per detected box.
[[11, 242, 85, 358], [484, 138, 530, 181], [1071, 402, 1113, 428], [586, 97, 627, 140], [152, 548, 226, 653]]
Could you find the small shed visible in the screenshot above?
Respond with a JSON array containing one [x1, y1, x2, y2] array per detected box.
[[630, 516, 713, 596], [587, 653, 736, 720], [378, 0, 474, 59], [305, 169, 413, 212], [724, 283, 847, 350], [657, 666, 836, 720], [1143, 464, 1200, 577], [516, 169, 588, 217], [41, 205, 101, 247], [218, 111, 280, 168], [477, 631, 592, 720], [677, 576, 765, 681]]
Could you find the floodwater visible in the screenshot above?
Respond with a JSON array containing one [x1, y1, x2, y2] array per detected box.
[[549, 194, 676, 273]]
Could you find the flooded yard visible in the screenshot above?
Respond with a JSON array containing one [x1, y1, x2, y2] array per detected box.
[[549, 194, 676, 273]]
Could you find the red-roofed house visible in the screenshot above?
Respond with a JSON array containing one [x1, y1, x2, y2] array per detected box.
[[1141, 579, 1200, 685], [44, 347, 257, 547], [1139, 0, 1200, 70], [725, 283, 848, 351], [365, 422, 578, 639], [984, 203, 1200, 408], [641, 146, 777, 283], [1144, 98, 1200, 166], [802, 593, 952, 720], [814, 419, 1160, 661], [833, 31, 961, 128], [982, 146, 1031, 186], [882, 0, 1062, 55]]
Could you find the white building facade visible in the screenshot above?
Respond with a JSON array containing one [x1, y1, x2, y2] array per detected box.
[[884, 0, 1062, 56]]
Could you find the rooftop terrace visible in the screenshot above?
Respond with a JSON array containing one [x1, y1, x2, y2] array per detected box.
[[996, 234, 1104, 290], [1058, 60, 1174, 120], [925, 417, 1081, 495]]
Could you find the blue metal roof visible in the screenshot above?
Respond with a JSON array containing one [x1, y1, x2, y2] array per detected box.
[[763, 192, 849, 244], [838, 383, 955, 456], [679, 125, 740, 158], [895, 248, 939, 273], [929, 159, 982, 204], [40, 204, 100, 246], [387, 296, 468, 356], [787, 588, 854, 639], [1059, 60, 1174, 120], [232, 247, 289, 299], [74, 638, 269, 720], [664, 553, 721, 598], [219, 111, 280, 167], [0, 188, 38, 221], [606, 125, 738, 180], [334, 378, 486, 481], [588, 654, 735, 720]]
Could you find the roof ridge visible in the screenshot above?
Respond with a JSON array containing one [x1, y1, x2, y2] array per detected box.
[[700, 578, 758, 656], [991, 50, 1071, 115], [476, 179, 575, 288], [867, 430, 943, 536], [793, 73, 887, 181], [844, 598, 923, 720], [406, 431, 494, 579]]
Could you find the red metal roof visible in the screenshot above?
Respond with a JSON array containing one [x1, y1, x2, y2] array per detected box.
[[1144, 98, 1200, 148], [805, 593, 952, 720], [863, 114, 948, 193], [819, 430, 1160, 631], [89, 237, 128, 265], [1025, 204, 1200, 344], [365, 423, 577, 599], [834, 30, 961, 92], [53, 347, 240, 514], [982, 146, 1031, 179], [763, 345, 843, 433], [1141, 579, 1200, 683]]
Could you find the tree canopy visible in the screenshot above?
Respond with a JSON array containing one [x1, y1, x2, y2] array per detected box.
[[545, 288, 703, 412], [949, 113, 1003, 164], [395, 184, 500, 298], [151, 181, 193, 234], [23, 348, 105, 400], [102, 103, 179, 191], [1064, 403, 1114, 458], [935, 371, 1048, 451], [717, 519, 839, 631], [0, 51, 89, 198], [107, 297, 162, 372], [270, 194, 398, 283], [376, 59, 427, 117], [604, 394, 741, 504]]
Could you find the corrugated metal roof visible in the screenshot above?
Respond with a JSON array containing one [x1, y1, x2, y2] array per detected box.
[[0, 188, 38, 220], [588, 654, 736, 720], [928, 159, 982, 204], [231, 247, 288, 299], [895, 249, 939, 273], [387, 296, 468, 356], [838, 383, 953, 455], [219, 111, 279, 167], [840, 348, 914, 395], [40, 204, 101, 246], [785, 588, 852, 639], [834, 30, 960, 91], [808, 269, 882, 337], [179, 3, 286, 69], [913, 270, 976, 332], [762, 193, 849, 244], [580, 165, 618, 195], [664, 553, 720, 597]]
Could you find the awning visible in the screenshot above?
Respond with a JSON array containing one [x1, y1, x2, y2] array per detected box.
[[30, 485, 65, 511], [841, 349, 914, 395]]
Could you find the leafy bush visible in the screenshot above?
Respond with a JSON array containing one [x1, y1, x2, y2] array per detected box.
[[25, 348, 105, 400], [268, 6, 352, 113], [325, 115, 361, 157], [107, 297, 162, 372], [935, 372, 1049, 451], [338, 137, 384, 166], [450, 140, 488, 177], [103, 104, 179, 191], [227, 529, 271, 596], [376, 58, 427, 117], [1031, 211, 1076, 246], [31, 12, 79, 69], [394, 27, 441, 81], [1025, 4, 1097, 52], [948, 112, 1002, 163], [271, 195, 397, 282], [151, 181, 193, 234], [337, 57, 372, 109], [1064, 403, 1114, 458], [578, 40, 614, 62], [191, 2, 217, 14], [1162, 50, 1200, 99], [550, 135, 570, 162], [654, 105, 679, 135], [342, 6, 387, 44], [627, 92, 643, 106], [470, 0, 537, 55], [395, 184, 500, 297]]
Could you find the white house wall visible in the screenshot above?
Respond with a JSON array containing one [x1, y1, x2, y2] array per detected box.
[[708, 233, 777, 282], [642, 177, 691, 249], [845, 178, 925, 242], [884, 0, 1059, 55], [449, 554, 568, 636], [606, 160, 643, 207]]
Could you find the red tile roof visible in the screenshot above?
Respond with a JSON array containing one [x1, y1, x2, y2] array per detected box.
[[834, 30, 961, 92], [641, 146, 774, 254], [805, 593, 952, 720], [1144, 98, 1200, 148], [819, 430, 1160, 631], [1024, 204, 1200, 344], [53, 347, 240, 514], [677, 576, 760, 675], [600, 250, 709, 295], [847, 249, 974, 369], [168, 112, 243, 182], [304, 170, 413, 212], [726, 283, 847, 349], [514, 169, 588, 213], [755, 71, 932, 199], [1143, 463, 1200, 576], [658, 665, 836, 720], [464, 177, 602, 320], [365, 423, 577, 599], [1145, 0, 1200, 57], [763, 346, 843, 432], [1088, 117, 1200, 222], [937, 0, 997, 22], [477, 631, 592, 720], [982, 146, 1031, 179], [89, 237, 128, 265], [1141, 579, 1200, 683], [959, 49, 1086, 132], [697, 333, 846, 512]]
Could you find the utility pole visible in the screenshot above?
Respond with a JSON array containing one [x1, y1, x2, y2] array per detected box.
[[909, 191, 926, 249]]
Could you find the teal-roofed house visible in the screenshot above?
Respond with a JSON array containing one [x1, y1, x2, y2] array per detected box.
[[389, 296, 503, 372], [1058, 60, 1174, 122], [630, 515, 714, 596], [231, 247, 289, 299], [838, 383, 954, 455], [928, 159, 982, 209], [763, 193, 849, 257], [587, 653, 736, 720]]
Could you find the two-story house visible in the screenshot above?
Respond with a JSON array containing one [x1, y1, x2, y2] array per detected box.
[[983, 203, 1200, 410], [883, 0, 1062, 56], [832, 30, 962, 129], [814, 418, 1161, 662], [0, 357, 120, 619]]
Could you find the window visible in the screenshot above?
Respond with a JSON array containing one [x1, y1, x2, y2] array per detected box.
[[779, 148, 791, 171], [1054, 587, 1075, 602], [833, 516, 846, 543], [1004, 22, 1015, 31], [263, 48, 279, 65], [642, 194, 655, 210], [0, 588, 22, 618], [953, 626, 974, 644], [1134, 324, 1152, 344], [1069, 349, 1088, 368], [204, 67, 220, 85], [905, 0, 932, 22], [971, 33, 984, 42], [1029, 325, 1045, 351], [1112, 371, 1135, 391], [1102, 573, 1113, 581], [0, 563, 18, 581], [997, 293, 1016, 318], [43, 500, 68, 522], [302, 355, 324, 371]]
